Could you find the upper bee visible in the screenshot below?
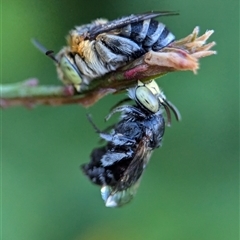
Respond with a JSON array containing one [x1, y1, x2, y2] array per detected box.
[[33, 11, 178, 91]]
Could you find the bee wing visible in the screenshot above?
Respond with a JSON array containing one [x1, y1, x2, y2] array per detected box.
[[102, 139, 153, 207], [116, 139, 152, 191], [89, 11, 179, 39]]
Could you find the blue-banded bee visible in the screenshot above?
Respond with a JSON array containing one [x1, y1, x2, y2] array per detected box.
[[81, 80, 180, 207], [32, 11, 178, 91]]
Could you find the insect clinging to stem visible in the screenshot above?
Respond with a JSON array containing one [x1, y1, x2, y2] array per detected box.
[[32, 11, 178, 92], [81, 80, 180, 207]]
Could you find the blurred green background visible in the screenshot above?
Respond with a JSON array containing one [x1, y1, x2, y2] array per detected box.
[[1, 0, 239, 239]]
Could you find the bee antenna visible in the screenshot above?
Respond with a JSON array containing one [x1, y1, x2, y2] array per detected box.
[[163, 99, 181, 121], [45, 50, 58, 63], [161, 102, 172, 127], [31, 38, 59, 63]]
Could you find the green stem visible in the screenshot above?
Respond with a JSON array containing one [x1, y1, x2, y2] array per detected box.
[[1, 80, 69, 98]]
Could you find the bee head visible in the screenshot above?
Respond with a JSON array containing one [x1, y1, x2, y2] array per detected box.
[[56, 53, 83, 92], [32, 39, 83, 92], [134, 81, 160, 113], [134, 80, 181, 125], [46, 49, 82, 92]]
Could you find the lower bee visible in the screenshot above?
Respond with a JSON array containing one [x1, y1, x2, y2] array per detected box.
[[32, 11, 178, 92], [81, 80, 180, 207]]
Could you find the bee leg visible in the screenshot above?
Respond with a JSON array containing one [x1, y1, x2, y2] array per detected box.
[[87, 114, 136, 145], [109, 97, 131, 111], [96, 34, 145, 58], [75, 53, 104, 79], [95, 41, 128, 68], [105, 105, 146, 121], [99, 132, 136, 146], [86, 114, 102, 133]]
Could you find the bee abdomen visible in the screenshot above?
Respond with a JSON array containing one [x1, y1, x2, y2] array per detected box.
[[152, 27, 175, 51], [119, 19, 175, 51], [129, 19, 151, 43]]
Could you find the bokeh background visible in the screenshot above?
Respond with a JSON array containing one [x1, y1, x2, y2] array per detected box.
[[1, 1, 239, 239]]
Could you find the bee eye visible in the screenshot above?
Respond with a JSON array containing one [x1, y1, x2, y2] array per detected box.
[[59, 56, 82, 90], [144, 80, 160, 95], [135, 86, 160, 113]]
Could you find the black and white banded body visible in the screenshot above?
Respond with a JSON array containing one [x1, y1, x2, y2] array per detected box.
[[33, 11, 178, 91], [66, 11, 177, 88]]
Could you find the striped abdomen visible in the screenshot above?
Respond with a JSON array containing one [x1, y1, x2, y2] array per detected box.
[[118, 19, 175, 51]]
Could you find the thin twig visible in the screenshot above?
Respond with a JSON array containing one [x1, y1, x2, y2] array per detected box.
[[0, 27, 216, 108]]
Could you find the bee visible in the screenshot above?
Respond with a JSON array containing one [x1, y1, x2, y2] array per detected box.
[[81, 80, 180, 207], [32, 11, 178, 91], [114, 80, 181, 126]]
